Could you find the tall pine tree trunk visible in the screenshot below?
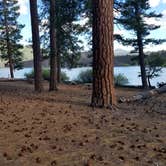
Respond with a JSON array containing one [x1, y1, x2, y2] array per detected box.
[[29, 0, 43, 92], [57, 48, 61, 83], [8, 55, 14, 79], [91, 0, 116, 108], [6, 32, 14, 79], [49, 0, 58, 90], [135, 5, 148, 89], [56, 33, 60, 83], [137, 32, 148, 89], [147, 76, 151, 88], [4, 0, 14, 79]]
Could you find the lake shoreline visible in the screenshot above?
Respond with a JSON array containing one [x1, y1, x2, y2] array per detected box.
[[0, 66, 165, 87]]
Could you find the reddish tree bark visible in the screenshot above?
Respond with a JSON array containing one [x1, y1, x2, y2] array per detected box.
[[29, 0, 43, 92], [91, 0, 116, 108]]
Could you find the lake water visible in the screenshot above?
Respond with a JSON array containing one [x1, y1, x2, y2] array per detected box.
[[0, 66, 165, 87]]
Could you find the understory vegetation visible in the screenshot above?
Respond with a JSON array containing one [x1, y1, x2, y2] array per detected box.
[[24, 69, 69, 82], [25, 69, 129, 86], [76, 70, 129, 86]]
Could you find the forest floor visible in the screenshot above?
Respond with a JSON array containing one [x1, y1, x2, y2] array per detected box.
[[0, 81, 165, 166]]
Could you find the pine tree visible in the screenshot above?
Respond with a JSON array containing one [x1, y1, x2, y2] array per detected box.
[[49, 0, 58, 91], [40, 0, 83, 82], [116, 0, 165, 88], [0, 0, 24, 78], [29, 0, 43, 92], [145, 53, 165, 87], [91, 0, 116, 108]]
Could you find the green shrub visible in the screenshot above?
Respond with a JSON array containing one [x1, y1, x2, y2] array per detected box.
[[114, 73, 129, 86], [42, 69, 50, 81], [25, 69, 128, 86], [76, 69, 129, 86], [24, 69, 69, 83], [24, 70, 34, 79], [76, 69, 93, 83], [61, 71, 69, 82]]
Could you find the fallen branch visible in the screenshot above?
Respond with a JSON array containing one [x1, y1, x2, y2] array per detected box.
[[119, 85, 166, 103]]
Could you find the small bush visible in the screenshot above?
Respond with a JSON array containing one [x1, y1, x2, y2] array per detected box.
[[42, 69, 50, 81], [24, 70, 34, 79], [76, 69, 129, 86], [24, 69, 69, 83], [114, 74, 129, 86], [77, 69, 93, 83], [61, 71, 69, 82]]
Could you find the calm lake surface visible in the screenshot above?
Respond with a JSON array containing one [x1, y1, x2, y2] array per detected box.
[[0, 66, 165, 87]]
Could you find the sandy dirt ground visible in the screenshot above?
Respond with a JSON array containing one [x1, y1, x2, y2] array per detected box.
[[0, 81, 165, 166]]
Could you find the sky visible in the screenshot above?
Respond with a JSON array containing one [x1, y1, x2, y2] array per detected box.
[[18, 0, 166, 52]]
